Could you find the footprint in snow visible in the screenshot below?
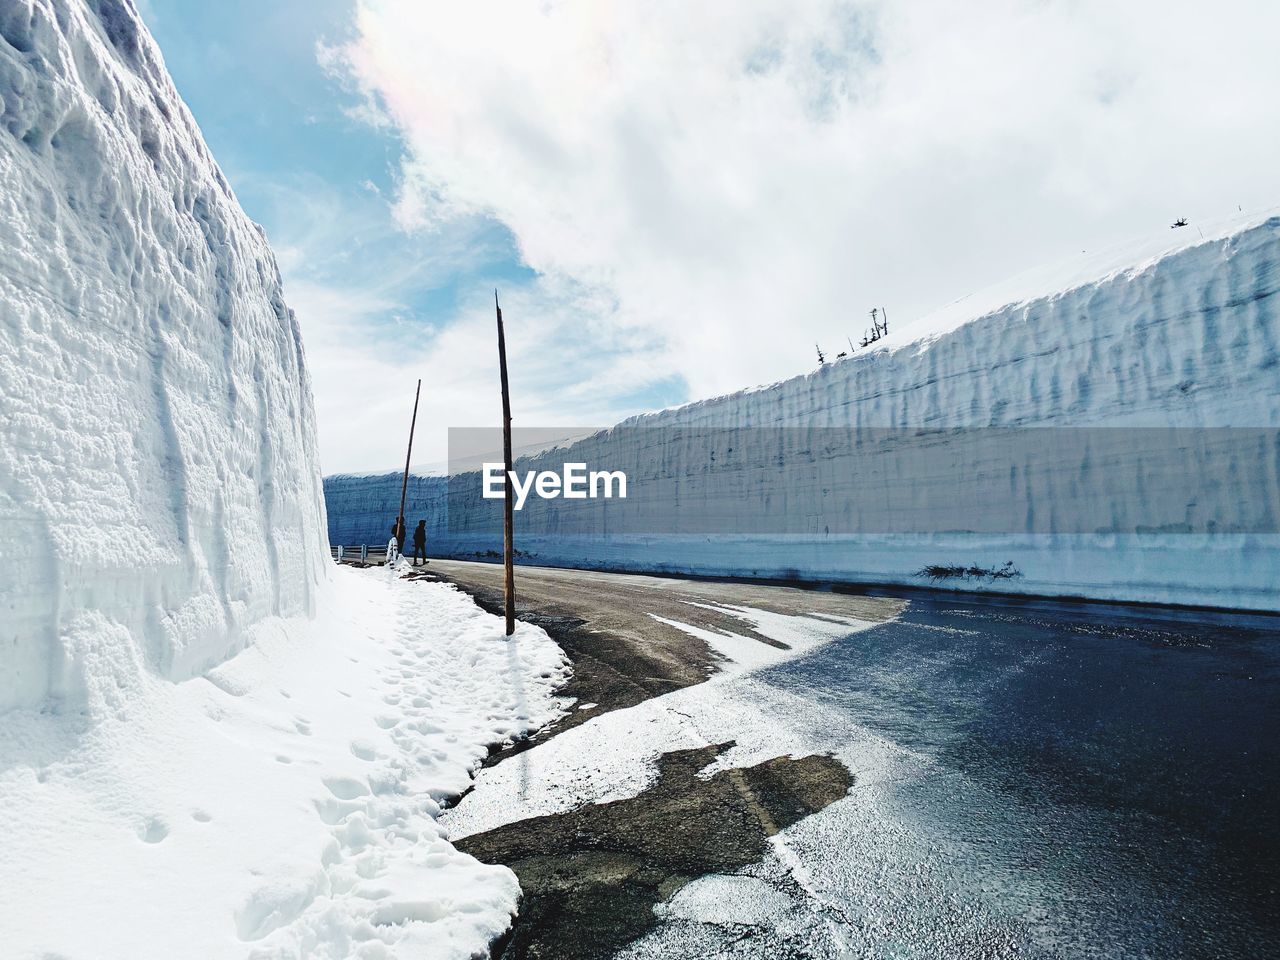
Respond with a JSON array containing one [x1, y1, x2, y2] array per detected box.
[[137, 816, 169, 843], [323, 776, 369, 800]]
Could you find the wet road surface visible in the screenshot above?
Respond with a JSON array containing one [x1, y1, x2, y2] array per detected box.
[[752, 595, 1280, 959], [427, 561, 1280, 958]]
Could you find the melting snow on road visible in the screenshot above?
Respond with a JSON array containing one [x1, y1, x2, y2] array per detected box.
[[442, 601, 1045, 956], [442, 602, 881, 833], [0, 568, 570, 959]]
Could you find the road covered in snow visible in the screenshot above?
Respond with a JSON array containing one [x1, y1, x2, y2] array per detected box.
[[0, 568, 569, 959]]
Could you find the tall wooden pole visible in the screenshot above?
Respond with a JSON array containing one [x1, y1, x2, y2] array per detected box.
[[398, 378, 421, 544], [495, 291, 516, 636]]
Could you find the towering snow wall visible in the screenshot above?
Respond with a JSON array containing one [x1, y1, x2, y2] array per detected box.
[[0, 0, 328, 713], [326, 474, 444, 552], [327, 217, 1280, 610]]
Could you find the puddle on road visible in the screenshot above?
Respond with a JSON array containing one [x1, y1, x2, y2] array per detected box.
[[457, 741, 851, 960]]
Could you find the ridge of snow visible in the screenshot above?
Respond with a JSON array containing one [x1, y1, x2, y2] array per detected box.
[[326, 213, 1280, 609], [0, 0, 328, 714], [612, 207, 1280, 428]]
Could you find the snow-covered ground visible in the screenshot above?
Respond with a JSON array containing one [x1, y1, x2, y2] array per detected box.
[[1, 5, 579, 956], [0, 566, 570, 959], [1, 0, 327, 714], [326, 212, 1280, 610]]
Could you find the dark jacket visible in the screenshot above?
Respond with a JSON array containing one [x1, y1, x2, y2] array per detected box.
[[413, 523, 426, 547]]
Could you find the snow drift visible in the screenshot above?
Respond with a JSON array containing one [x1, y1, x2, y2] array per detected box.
[[0, 0, 327, 714], [0, 569, 571, 959], [326, 213, 1280, 610]]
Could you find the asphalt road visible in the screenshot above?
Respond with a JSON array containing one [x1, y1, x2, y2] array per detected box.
[[418, 560, 1280, 959], [753, 593, 1280, 959]]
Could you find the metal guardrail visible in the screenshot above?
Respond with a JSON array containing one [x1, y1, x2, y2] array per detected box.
[[329, 543, 388, 563]]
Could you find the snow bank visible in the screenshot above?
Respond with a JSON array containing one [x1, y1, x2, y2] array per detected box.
[[0, 0, 327, 713], [0, 567, 570, 959], [326, 474, 445, 556], [327, 213, 1280, 610]]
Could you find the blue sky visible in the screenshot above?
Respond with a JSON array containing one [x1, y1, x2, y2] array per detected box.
[[139, 0, 535, 316]]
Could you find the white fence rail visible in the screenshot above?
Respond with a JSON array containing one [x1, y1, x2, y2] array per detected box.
[[329, 543, 388, 563]]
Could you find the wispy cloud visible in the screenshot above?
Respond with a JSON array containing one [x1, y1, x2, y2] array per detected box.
[[258, 170, 676, 473], [323, 0, 1279, 447], [295, 269, 678, 474]]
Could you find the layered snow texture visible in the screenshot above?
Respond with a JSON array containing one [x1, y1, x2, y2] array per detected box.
[[327, 474, 444, 557], [0, 0, 328, 713], [326, 215, 1280, 610], [0, 567, 571, 959]]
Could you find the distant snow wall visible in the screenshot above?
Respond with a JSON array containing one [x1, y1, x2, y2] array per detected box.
[[0, 0, 328, 713], [327, 222, 1280, 611]]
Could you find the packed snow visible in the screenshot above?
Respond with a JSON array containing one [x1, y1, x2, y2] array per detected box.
[[0, 0, 326, 714], [327, 212, 1280, 610], [0, 567, 571, 958]]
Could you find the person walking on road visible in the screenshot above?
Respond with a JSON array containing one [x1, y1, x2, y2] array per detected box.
[[412, 520, 428, 566]]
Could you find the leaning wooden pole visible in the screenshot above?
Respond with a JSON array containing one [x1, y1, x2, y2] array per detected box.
[[495, 291, 516, 636], [397, 378, 421, 544]]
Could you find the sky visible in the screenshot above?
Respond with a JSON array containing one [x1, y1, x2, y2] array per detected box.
[[139, 0, 1280, 475]]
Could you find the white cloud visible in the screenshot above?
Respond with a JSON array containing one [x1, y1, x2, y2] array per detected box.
[[234, 167, 654, 473], [295, 271, 666, 474], [323, 0, 1280, 464]]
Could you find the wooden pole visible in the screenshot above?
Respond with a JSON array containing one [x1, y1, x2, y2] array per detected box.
[[495, 291, 516, 636], [397, 378, 421, 547]]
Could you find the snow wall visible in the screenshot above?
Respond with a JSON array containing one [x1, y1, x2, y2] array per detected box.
[[327, 216, 1280, 611], [0, 0, 328, 714]]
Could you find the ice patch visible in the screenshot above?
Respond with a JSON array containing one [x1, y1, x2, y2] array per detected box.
[[656, 874, 793, 926]]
